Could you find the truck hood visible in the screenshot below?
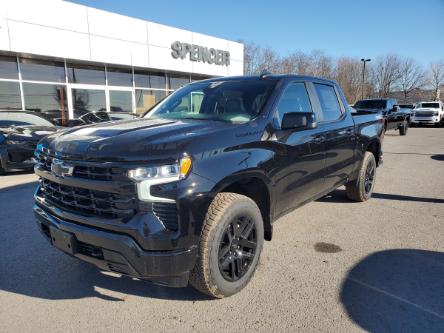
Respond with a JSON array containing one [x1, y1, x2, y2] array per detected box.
[[42, 117, 238, 162], [1, 125, 58, 143], [414, 108, 439, 111]]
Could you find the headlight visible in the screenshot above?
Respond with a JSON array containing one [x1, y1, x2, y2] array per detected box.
[[128, 156, 192, 202], [434, 112, 439, 116]]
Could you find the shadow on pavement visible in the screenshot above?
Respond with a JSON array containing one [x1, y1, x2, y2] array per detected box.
[[0, 181, 210, 302], [431, 154, 444, 161], [340, 249, 444, 332], [319, 189, 444, 204]]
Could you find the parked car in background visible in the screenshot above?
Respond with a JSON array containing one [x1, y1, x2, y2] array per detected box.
[[0, 111, 58, 174], [398, 104, 415, 114], [411, 101, 444, 126], [33, 75, 384, 298], [353, 98, 410, 135]]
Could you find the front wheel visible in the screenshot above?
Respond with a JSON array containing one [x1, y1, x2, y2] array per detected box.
[[189, 192, 264, 298], [346, 152, 376, 202]]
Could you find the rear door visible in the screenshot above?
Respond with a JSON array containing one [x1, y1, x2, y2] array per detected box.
[[271, 81, 326, 216], [310, 82, 355, 191]]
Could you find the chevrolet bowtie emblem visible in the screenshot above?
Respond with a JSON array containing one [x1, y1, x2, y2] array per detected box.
[[51, 159, 74, 178]]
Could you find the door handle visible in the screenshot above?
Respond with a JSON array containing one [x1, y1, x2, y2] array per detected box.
[[313, 135, 325, 143], [338, 129, 353, 135]]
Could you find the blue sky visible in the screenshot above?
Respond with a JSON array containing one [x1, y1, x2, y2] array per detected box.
[[71, 0, 444, 66]]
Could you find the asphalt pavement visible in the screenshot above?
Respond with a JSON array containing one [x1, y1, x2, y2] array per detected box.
[[0, 127, 443, 332]]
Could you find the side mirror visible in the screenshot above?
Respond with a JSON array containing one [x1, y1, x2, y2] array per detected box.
[[281, 112, 317, 130], [391, 105, 400, 112]]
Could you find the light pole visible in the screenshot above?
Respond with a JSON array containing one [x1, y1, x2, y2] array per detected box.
[[361, 58, 371, 99]]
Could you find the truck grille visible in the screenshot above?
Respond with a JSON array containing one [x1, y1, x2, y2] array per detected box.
[[39, 178, 137, 221], [35, 149, 125, 181], [415, 111, 434, 117], [152, 202, 178, 231]]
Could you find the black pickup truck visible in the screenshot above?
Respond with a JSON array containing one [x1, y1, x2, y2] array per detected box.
[[354, 98, 410, 135], [33, 75, 384, 298]]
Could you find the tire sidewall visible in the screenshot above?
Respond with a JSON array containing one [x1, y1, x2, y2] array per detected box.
[[207, 199, 264, 296], [360, 153, 376, 200]]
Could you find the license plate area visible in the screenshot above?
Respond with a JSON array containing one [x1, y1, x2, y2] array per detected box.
[[50, 227, 77, 255]]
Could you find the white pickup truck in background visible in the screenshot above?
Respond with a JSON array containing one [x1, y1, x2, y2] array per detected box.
[[411, 101, 444, 126]]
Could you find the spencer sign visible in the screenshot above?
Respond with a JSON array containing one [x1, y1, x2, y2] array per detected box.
[[171, 41, 230, 66]]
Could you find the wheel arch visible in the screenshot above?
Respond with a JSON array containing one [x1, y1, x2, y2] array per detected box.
[[212, 173, 273, 241]]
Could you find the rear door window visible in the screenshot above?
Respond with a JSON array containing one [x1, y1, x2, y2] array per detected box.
[[313, 83, 343, 122]]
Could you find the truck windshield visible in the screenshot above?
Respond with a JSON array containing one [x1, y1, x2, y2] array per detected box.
[[144, 80, 276, 123], [418, 103, 439, 108], [354, 100, 387, 109]]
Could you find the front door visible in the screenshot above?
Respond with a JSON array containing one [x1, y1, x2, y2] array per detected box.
[[271, 82, 326, 217]]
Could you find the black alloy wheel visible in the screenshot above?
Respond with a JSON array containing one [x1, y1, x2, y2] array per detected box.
[[218, 215, 257, 282], [364, 161, 376, 195]]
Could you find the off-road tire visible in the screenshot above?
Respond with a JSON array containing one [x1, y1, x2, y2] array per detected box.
[[189, 192, 264, 298], [346, 152, 376, 202], [399, 120, 408, 135]]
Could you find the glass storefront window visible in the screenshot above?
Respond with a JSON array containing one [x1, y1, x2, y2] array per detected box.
[[109, 91, 132, 112], [20, 58, 65, 83], [134, 71, 166, 89], [168, 75, 190, 90], [135, 89, 166, 114], [67, 63, 105, 85], [107, 68, 133, 87], [22, 83, 68, 124], [0, 81, 22, 109], [72, 88, 106, 117], [0, 56, 18, 79], [191, 75, 208, 82]]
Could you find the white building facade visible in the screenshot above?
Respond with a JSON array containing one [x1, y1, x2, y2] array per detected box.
[[0, 0, 244, 123]]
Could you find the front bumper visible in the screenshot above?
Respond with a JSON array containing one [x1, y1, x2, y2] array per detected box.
[[0, 146, 35, 172], [33, 204, 197, 287], [411, 116, 440, 124]]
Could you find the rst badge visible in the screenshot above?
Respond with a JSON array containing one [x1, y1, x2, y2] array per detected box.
[[51, 159, 73, 178]]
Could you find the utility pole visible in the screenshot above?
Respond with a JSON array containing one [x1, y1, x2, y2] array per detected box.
[[361, 58, 371, 99]]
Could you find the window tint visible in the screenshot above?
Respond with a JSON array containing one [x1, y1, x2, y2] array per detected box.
[[23, 83, 67, 113], [71, 88, 106, 117], [107, 68, 132, 86], [314, 84, 342, 121], [275, 83, 312, 124], [146, 80, 276, 123], [0, 81, 21, 109], [134, 71, 166, 89], [0, 56, 18, 79], [67, 63, 105, 85], [109, 91, 132, 112], [168, 75, 190, 90], [20, 58, 65, 83]]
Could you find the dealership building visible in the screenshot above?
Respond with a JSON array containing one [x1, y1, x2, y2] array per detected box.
[[0, 0, 244, 123]]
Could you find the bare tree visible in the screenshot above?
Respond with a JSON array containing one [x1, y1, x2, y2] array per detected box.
[[334, 57, 362, 104], [370, 55, 402, 97], [280, 51, 312, 75], [428, 60, 444, 100], [242, 41, 281, 74], [397, 58, 425, 102], [310, 50, 333, 79]]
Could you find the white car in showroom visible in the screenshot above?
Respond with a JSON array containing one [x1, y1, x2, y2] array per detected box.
[[411, 101, 444, 126]]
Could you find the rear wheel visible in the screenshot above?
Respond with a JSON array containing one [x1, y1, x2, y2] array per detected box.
[[346, 152, 376, 202], [399, 120, 408, 135], [189, 192, 264, 298]]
